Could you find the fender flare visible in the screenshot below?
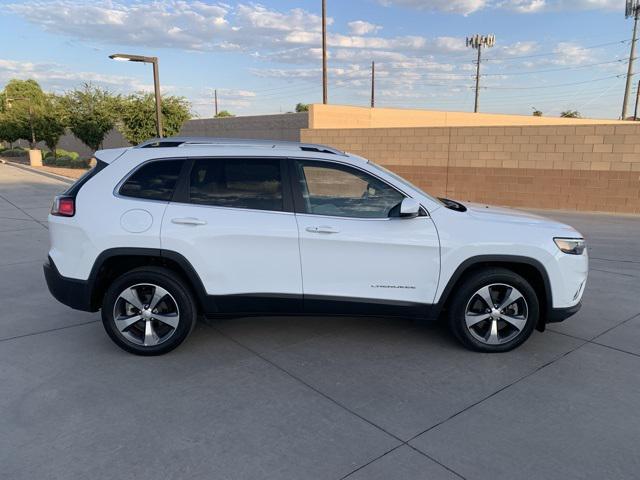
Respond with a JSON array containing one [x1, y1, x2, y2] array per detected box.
[[87, 247, 212, 311]]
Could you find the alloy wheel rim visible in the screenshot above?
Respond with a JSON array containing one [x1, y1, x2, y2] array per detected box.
[[464, 283, 528, 346], [113, 283, 180, 347]]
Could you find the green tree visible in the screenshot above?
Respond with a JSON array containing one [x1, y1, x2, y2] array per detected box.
[[64, 84, 120, 151], [119, 93, 191, 145], [0, 79, 47, 147], [560, 110, 581, 118], [532, 108, 543, 117], [295, 103, 310, 113], [36, 94, 68, 157], [0, 107, 22, 146], [215, 110, 234, 118]]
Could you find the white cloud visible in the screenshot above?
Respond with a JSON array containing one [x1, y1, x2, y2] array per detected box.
[[379, 0, 488, 15], [382, 0, 620, 13], [235, 4, 328, 32], [500, 0, 547, 12], [347, 20, 382, 35], [5, 1, 472, 57], [550, 42, 592, 65], [0, 58, 157, 93], [497, 0, 621, 12], [501, 41, 539, 56], [6, 1, 232, 51]]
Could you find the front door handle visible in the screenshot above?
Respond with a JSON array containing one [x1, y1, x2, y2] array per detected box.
[[306, 225, 340, 234], [171, 217, 207, 226]]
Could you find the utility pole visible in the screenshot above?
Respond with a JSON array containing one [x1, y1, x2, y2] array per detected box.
[[635, 80, 640, 120], [370, 61, 375, 108], [214, 89, 218, 117], [623, 0, 640, 119], [466, 34, 496, 113], [322, 0, 328, 104]]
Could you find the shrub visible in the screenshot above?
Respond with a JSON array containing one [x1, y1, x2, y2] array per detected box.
[[43, 155, 89, 169], [44, 149, 80, 161], [69, 158, 89, 169], [0, 147, 28, 157]]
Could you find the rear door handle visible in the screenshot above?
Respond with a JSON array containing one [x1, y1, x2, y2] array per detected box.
[[306, 225, 339, 234], [171, 217, 207, 226]]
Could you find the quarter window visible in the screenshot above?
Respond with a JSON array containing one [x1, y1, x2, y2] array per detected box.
[[119, 160, 183, 201], [295, 160, 404, 218], [189, 158, 284, 212]]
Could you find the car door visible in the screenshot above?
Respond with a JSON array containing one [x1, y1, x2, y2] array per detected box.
[[161, 157, 302, 314], [292, 159, 440, 316]]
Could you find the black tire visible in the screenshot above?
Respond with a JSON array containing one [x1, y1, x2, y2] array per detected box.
[[101, 266, 197, 356], [447, 268, 539, 353]]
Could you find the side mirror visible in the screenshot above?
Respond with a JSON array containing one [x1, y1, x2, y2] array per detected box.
[[399, 198, 420, 218]]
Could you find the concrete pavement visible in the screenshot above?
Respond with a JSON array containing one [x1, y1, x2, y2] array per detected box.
[[0, 163, 639, 480]]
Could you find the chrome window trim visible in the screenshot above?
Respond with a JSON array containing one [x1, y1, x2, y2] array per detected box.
[[167, 200, 295, 217], [112, 154, 431, 218]]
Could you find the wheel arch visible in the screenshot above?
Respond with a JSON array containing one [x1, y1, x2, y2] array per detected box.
[[87, 248, 211, 313], [434, 255, 552, 331]]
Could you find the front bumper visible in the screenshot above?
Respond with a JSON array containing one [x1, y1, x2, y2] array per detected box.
[[547, 301, 582, 324], [43, 256, 94, 312]]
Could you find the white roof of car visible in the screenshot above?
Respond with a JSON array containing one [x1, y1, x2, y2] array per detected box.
[[96, 137, 366, 165]]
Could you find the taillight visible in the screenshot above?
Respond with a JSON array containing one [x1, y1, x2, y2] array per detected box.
[[51, 196, 75, 217]]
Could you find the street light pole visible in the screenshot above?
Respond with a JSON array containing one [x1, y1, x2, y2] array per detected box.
[[151, 59, 162, 138], [109, 53, 163, 138]]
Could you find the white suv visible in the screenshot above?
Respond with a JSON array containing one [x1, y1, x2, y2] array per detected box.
[[44, 138, 588, 355]]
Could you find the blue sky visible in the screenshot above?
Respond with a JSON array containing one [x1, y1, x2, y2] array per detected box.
[[0, 0, 634, 118]]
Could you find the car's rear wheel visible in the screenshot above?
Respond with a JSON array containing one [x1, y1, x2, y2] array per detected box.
[[102, 267, 196, 355], [448, 268, 539, 352]]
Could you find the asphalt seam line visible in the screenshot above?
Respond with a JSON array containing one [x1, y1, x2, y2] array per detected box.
[[0, 191, 48, 229], [1, 160, 75, 184], [213, 325, 468, 480], [0, 319, 99, 343]]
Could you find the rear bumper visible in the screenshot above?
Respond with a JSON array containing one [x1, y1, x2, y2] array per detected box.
[[43, 257, 95, 312], [547, 301, 582, 324]]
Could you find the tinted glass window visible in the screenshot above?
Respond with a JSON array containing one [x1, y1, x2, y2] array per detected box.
[[119, 160, 183, 201], [189, 158, 283, 211], [296, 161, 404, 218]]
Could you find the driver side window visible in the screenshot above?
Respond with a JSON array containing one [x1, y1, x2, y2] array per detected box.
[[295, 160, 404, 218]]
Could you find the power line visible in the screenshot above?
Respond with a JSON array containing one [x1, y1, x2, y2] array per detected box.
[[483, 39, 629, 62], [375, 58, 626, 82], [480, 73, 633, 90]]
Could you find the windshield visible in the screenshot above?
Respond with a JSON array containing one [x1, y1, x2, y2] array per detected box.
[[368, 161, 444, 206]]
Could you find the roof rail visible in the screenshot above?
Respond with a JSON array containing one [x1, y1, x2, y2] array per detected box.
[[137, 137, 346, 156]]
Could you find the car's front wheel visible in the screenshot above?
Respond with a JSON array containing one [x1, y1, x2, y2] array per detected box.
[[101, 267, 197, 355], [448, 268, 539, 352]]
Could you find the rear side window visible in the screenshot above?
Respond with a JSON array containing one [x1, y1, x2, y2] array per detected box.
[[64, 159, 108, 197], [189, 158, 283, 212], [119, 160, 183, 201]]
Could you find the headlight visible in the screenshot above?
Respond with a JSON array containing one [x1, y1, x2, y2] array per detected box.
[[554, 238, 586, 255]]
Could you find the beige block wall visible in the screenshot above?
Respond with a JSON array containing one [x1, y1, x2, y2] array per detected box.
[[301, 124, 640, 214], [309, 104, 632, 129]]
